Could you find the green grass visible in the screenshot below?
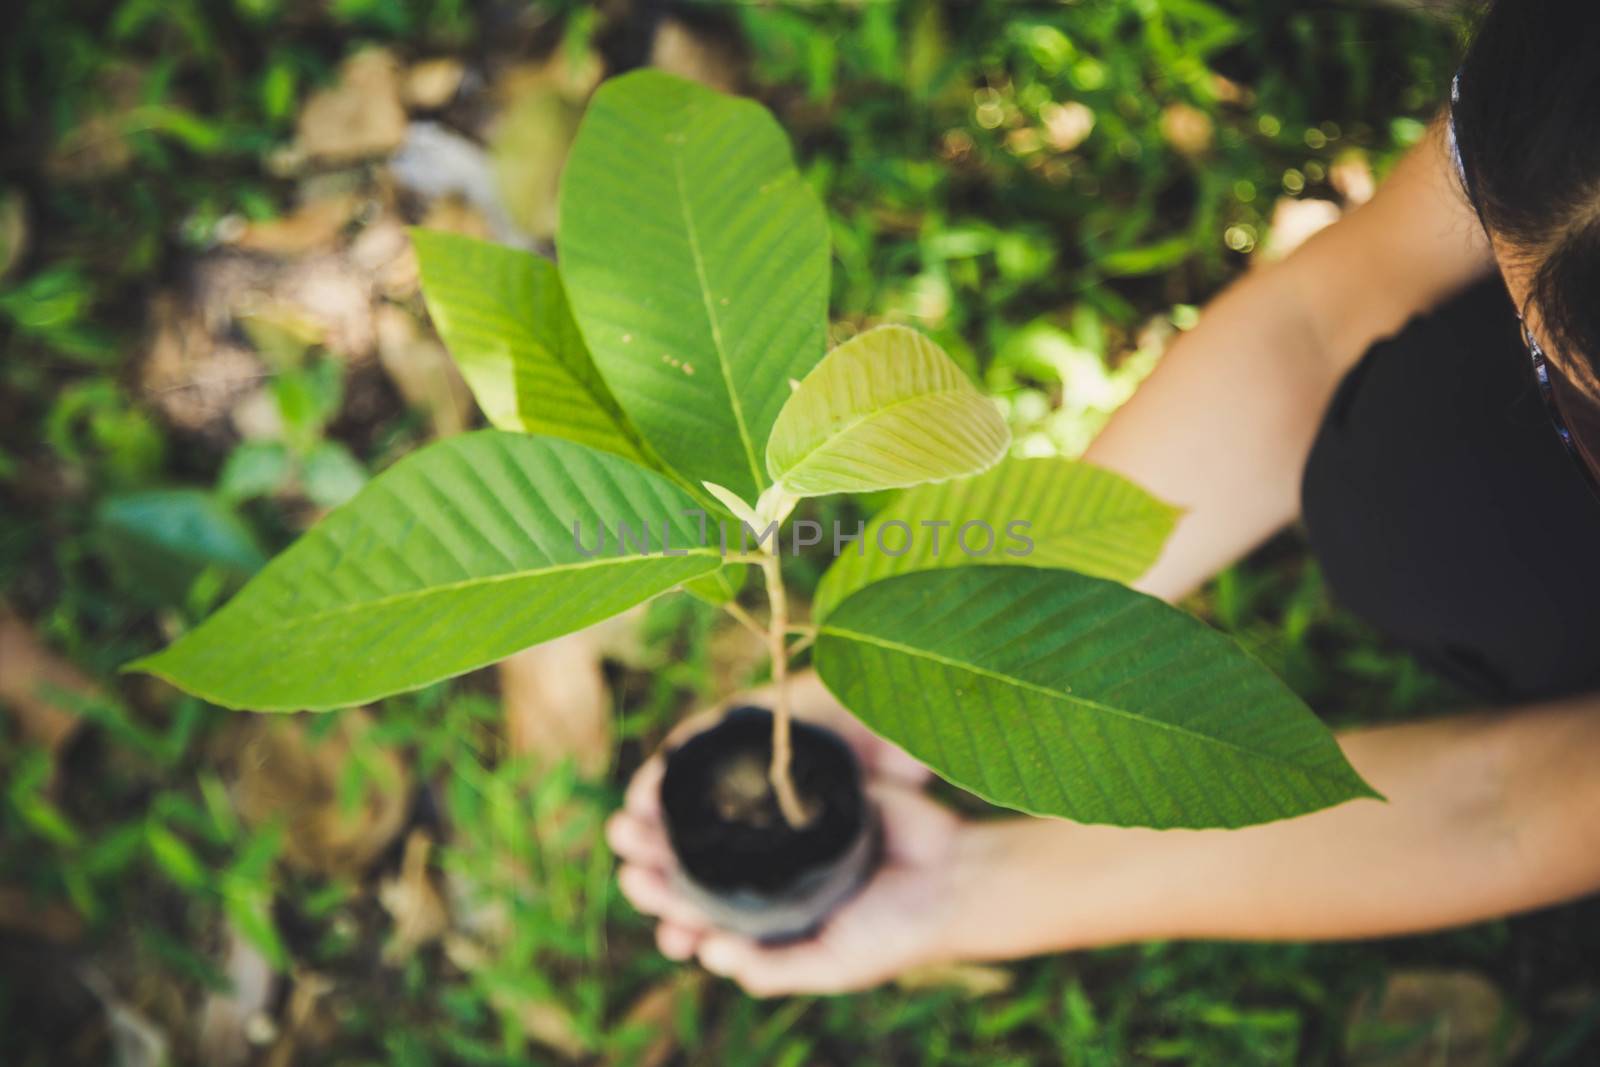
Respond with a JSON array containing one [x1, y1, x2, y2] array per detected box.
[[4, 1, 1598, 1064]]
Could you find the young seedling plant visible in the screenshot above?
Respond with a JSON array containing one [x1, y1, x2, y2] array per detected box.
[[130, 72, 1376, 892]]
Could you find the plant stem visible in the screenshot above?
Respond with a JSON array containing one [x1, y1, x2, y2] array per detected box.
[[759, 553, 813, 829]]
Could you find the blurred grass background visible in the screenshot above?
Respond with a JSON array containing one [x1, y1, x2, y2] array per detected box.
[[3, 1, 1599, 1064]]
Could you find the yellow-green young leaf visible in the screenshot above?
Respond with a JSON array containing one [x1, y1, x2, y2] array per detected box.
[[411, 229, 652, 466], [814, 456, 1181, 618], [766, 325, 1010, 497], [558, 70, 830, 504], [126, 432, 720, 711], [815, 566, 1378, 829]]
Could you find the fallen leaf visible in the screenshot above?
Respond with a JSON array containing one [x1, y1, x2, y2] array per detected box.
[[0, 604, 93, 761], [896, 962, 1014, 996], [0, 885, 85, 943], [0, 186, 27, 280], [1346, 969, 1523, 1067], [296, 49, 408, 164], [378, 830, 450, 963], [650, 17, 746, 93], [229, 711, 411, 878], [228, 193, 362, 256], [604, 972, 705, 1067], [498, 628, 612, 776], [139, 294, 264, 433], [405, 58, 465, 110], [349, 215, 420, 299]]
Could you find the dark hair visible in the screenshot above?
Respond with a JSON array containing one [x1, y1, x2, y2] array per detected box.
[[1451, 0, 1600, 386]]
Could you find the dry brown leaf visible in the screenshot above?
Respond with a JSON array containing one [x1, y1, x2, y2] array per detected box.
[[418, 196, 495, 240], [375, 303, 473, 437], [0, 604, 93, 760], [229, 193, 362, 256], [604, 972, 705, 1067], [229, 711, 411, 878], [494, 48, 602, 107], [1, 187, 27, 280], [405, 58, 465, 110], [498, 629, 612, 776], [650, 17, 746, 93], [1346, 969, 1523, 1067], [350, 215, 420, 300], [46, 114, 135, 181], [140, 294, 264, 433], [296, 49, 408, 164], [496, 993, 591, 1061], [378, 830, 450, 963], [261, 969, 336, 1067], [896, 962, 1014, 997], [0, 885, 85, 943]]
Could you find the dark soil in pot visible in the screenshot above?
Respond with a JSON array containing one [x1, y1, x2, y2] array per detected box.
[[659, 705, 881, 943]]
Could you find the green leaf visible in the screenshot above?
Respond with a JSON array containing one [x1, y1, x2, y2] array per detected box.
[[411, 229, 652, 467], [815, 566, 1376, 828], [95, 489, 267, 606], [302, 440, 368, 508], [218, 441, 291, 501], [766, 325, 1009, 497], [558, 69, 830, 503], [814, 456, 1181, 618], [127, 432, 721, 711]]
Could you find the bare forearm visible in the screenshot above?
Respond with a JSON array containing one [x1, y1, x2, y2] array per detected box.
[[944, 697, 1600, 959], [1085, 122, 1494, 602]]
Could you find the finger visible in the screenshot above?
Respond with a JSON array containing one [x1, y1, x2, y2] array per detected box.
[[698, 932, 863, 998], [624, 756, 665, 819], [617, 864, 713, 930], [606, 811, 675, 869], [656, 921, 702, 961]]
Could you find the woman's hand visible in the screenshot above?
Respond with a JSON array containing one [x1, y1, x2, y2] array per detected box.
[[605, 673, 981, 995]]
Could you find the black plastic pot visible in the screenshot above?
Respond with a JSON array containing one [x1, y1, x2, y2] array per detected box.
[[659, 705, 881, 943]]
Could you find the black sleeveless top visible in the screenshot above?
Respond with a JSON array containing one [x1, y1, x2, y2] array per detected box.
[[1302, 276, 1600, 704]]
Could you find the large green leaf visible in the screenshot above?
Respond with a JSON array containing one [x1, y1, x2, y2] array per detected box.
[[127, 432, 720, 710], [767, 325, 1009, 497], [814, 456, 1181, 618], [557, 70, 830, 503], [815, 566, 1376, 828], [411, 229, 652, 466]]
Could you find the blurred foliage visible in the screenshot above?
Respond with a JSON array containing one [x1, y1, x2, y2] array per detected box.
[[4, 1, 1600, 1065]]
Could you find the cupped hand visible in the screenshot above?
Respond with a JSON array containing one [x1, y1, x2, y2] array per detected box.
[[605, 676, 977, 996]]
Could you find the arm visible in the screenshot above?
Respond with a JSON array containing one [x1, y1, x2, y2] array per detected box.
[[1088, 120, 1494, 599], [948, 695, 1600, 958], [629, 691, 1600, 995]]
